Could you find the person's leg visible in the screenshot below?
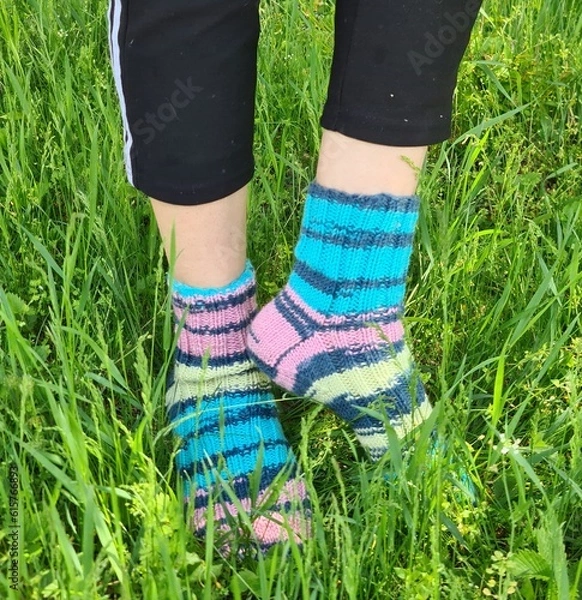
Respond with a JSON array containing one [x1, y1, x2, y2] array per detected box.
[[108, 0, 310, 552], [247, 0, 482, 461], [317, 130, 427, 196], [150, 187, 248, 288]]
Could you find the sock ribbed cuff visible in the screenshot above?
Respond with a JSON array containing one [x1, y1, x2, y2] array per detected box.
[[288, 182, 420, 315], [307, 181, 420, 212], [171, 259, 254, 298], [169, 260, 259, 370]]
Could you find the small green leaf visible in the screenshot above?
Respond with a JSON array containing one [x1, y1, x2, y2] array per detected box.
[[508, 550, 552, 580]]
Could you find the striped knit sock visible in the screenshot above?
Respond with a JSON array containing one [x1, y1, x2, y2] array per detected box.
[[166, 261, 310, 553], [247, 182, 432, 461]]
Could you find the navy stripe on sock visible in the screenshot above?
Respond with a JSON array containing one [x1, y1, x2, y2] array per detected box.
[[173, 279, 256, 312], [173, 347, 250, 368], [276, 286, 403, 330], [324, 377, 427, 425], [290, 340, 406, 396], [182, 439, 291, 476], [308, 182, 420, 213], [167, 390, 275, 423], [273, 288, 321, 332], [301, 225, 415, 249], [293, 260, 407, 298], [246, 347, 280, 382], [172, 406, 280, 445], [181, 312, 252, 336]]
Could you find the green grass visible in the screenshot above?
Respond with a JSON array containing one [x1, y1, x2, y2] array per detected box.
[[1, 0, 581, 597]]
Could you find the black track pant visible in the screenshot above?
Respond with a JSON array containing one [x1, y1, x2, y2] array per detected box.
[[108, 0, 482, 205]]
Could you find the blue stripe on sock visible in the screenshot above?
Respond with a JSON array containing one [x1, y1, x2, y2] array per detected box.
[[184, 439, 291, 481], [188, 455, 291, 490], [301, 197, 420, 237], [176, 409, 285, 451], [172, 396, 288, 455], [276, 286, 403, 329], [193, 420, 287, 459], [288, 262, 407, 314], [189, 449, 293, 490], [168, 396, 277, 431], [273, 288, 321, 331], [302, 224, 414, 249], [292, 260, 407, 296], [295, 235, 414, 281], [172, 279, 255, 315], [170, 391, 268, 429], [287, 184, 420, 315], [193, 439, 289, 468]]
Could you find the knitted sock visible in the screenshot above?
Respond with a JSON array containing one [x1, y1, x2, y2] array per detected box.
[[166, 261, 310, 553], [247, 182, 432, 461]]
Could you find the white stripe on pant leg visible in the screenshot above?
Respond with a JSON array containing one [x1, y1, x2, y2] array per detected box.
[[108, 0, 135, 185]]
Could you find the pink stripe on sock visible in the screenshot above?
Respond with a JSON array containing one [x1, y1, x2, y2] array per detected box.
[[173, 293, 257, 357], [248, 300, 305, 362], [194, 487, 209, 500], [176, 326, 246, 359], [255, 478, 308, 508], [253, 510, 308, 545], [192, 478, 307, 527], [191, 478, 308, 540], [193, 497, 252, 529], [174, 294, 255, 332], [378, 320, 406, 344], [269, 306, 405, 390], [252, 514, 291, 544]]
